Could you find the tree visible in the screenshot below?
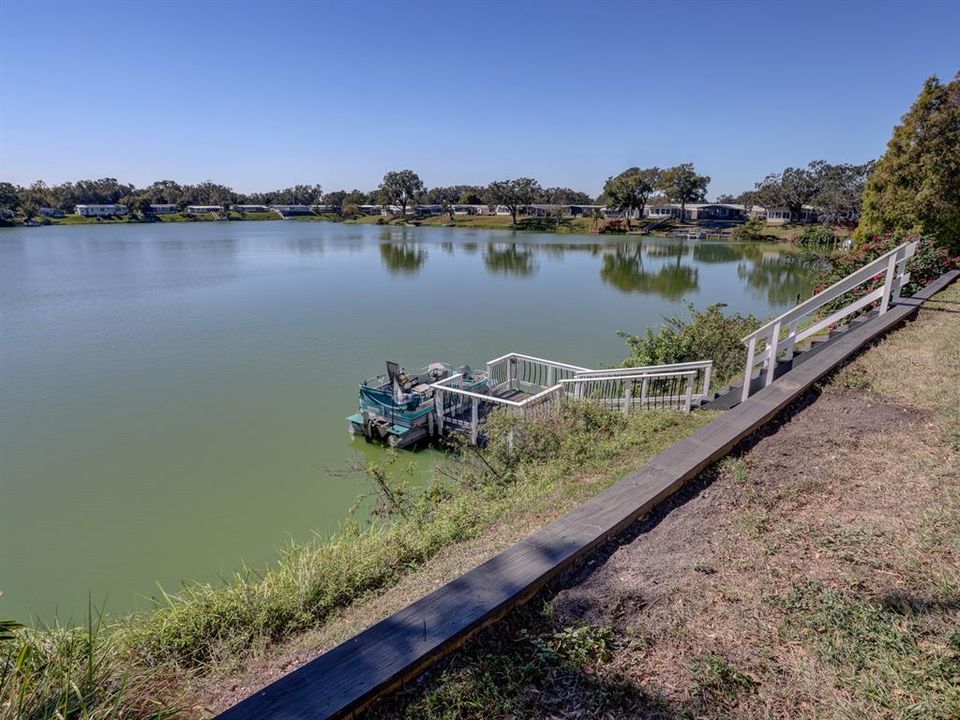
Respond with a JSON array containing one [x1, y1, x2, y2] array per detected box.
[[342, 189, 369, 207], [0, 182, 21, 214], [813, 161, 874, 226], [856, 73, 960, 252], [603, 167, 661, 229], [484, 178, 541, 227], [715, 193, 737, 203], [539, 186, 592, 205], [658, 164, 710, 222], [751, 165, 820, 222], [378, 170, 424, 217], [457, 188, 484, 205], [322, 190, 347, 209]]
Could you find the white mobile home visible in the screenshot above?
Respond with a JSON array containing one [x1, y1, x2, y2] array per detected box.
[[232, 204, 271, 213], [75, 204, 129, 217], [147, 204, 177, 215], [270, 204, 313, 215], [185, 205, 223, 214]]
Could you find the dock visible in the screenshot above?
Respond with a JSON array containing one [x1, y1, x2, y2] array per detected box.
[[349, 352, 714, 448]]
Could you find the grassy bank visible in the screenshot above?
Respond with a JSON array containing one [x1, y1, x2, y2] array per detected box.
[[365, 280, 960, 719], [0, 401, 714, 719], [345, 213, 609, 234]]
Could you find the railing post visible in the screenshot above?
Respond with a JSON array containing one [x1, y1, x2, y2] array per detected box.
[[684, 374, 694, 413], [547, 366, 555, 387], [879, 251, 898, 315], [470, 396, 479, 445], [436, 390, 444, 435], [623, 380, 632, 414], [782, 320, 798, 362], [765, 321, 781, 387], [891, 246, 905, 304], [741, 336, 757, 403], [640, 376, 649, 408], [702, 363, 712, 399]]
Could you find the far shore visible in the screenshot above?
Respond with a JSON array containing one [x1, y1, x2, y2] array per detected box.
[[1, 211, 836, 243]]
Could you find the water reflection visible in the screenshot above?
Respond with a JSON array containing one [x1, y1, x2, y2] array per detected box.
[[693, 242, 762, 264], [373, 236, 813, 305], [483, 243, 537, 276], [600, 244, 699, 299], [738, 254, 814, 306], [379, 243, 427, 275]]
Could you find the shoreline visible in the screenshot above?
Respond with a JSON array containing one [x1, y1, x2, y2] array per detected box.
[[2, 212, 815, 246]]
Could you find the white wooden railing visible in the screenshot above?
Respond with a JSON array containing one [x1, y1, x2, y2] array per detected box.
[[572, 360, 712, 402], [432, 373, 565, 445], [561, 370, 697, 413], [485, 352, 590, 395], [739, 240, 917, 402]]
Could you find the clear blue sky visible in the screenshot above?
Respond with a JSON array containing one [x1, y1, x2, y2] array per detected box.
[[0, 0, 957, 198]]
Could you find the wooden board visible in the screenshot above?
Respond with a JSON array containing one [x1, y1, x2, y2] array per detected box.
[[216, 270, 958, 720]]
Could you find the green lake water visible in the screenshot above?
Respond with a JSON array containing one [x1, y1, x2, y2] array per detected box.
[[0, 221, 814, 622]]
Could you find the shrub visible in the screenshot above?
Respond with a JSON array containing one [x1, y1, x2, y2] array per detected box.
[[599, 219, 626, 234], [813, 235, 959, 306], [619, 303, 761, 387], [730, 218, 769, 242], [796, 224, 840, 247]]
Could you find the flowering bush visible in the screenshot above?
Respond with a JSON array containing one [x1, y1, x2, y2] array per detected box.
[[813, 235, 959, 316]]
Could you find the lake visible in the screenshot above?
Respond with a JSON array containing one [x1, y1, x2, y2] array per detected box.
[[0, 221, 813, 621]]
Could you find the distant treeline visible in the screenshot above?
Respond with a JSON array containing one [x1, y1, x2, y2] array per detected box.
[[0, 159, 872, 227]]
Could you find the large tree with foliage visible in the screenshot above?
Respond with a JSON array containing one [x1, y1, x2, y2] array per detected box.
[[484, 177, 541, 227], [658, 164, 709, 221], [813, 161, 874, 226], [603, 167, 661, 228], [0, 182, 20, 214], [751, 165, 819, 221], [378, 169, 424, 217], [856, 73, 960, 251]]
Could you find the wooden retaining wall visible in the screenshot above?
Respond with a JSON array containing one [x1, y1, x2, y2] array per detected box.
[[216, 270, 958, 720]]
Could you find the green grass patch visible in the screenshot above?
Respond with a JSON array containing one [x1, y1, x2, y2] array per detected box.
[[777, 580, 960, 719]]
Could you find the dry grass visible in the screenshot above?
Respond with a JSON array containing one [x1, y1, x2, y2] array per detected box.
[[368, 280, 960, 719]]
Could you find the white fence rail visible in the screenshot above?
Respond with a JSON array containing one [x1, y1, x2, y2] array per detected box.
[[740, 240, 917, 402], [485, 353, 589, 395], [561, 370, 697, 413], [572, 360, 712, 401], [432, 373, 565, 444], [431, 354, 711, 445]]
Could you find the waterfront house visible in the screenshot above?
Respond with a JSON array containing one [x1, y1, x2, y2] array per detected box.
[[39, 207, 65, 218], [686, 203, 747, 222], [184, 205, 223, 214], [232, 204, 271, 213], [75, 204, 129, 217], [147, 204, 177, 215], [764, 205, 818, 224], [359, 205, 382, 215], [451, 204, 490, 215], [270, 204, 313, 215], [312, 204, 337, 214], [412, 204, 445, 217], [645, 204, 689, 220]]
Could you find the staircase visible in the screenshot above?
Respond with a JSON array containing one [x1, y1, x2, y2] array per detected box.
[[702, 311, 878, 410], [702, 241, 918, 410]]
